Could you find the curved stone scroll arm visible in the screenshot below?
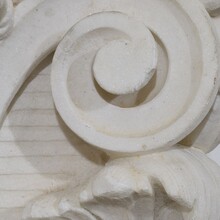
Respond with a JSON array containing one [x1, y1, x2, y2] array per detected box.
[[22, 148, 220, 220], [181, 93, 220, 153], [0, 0, 92, 125]]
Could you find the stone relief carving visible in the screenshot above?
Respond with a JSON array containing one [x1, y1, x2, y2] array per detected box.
[[0, 0, 220, 219], [23, 148, 220, 220]]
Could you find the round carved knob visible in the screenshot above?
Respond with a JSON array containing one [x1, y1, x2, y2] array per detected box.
[[51, 0, 219, 154], [92, 13, 157, 95]]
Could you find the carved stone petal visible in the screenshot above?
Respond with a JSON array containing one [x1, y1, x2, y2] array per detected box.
[[80, 148, 220, 220], [21, 147, 220, 220]]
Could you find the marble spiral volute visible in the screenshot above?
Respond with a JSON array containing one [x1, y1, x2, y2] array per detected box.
[[51, 0, 219, 154], [0, 0, 220, 220]]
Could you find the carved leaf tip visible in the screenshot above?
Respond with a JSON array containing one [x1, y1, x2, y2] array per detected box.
[[80, 148, 220, 220]]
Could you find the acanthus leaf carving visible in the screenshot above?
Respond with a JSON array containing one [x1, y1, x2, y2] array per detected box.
[[22, 148, 220, 220]]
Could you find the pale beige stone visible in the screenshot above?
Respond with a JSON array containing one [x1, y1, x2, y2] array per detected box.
[[0, 1, 220, 219], [0, 0, 13, 40]]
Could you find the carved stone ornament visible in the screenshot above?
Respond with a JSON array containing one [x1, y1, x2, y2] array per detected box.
[[1, 0, 220, 219]]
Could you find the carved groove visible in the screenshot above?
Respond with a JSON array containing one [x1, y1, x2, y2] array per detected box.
[[0, 0, 13, 40]]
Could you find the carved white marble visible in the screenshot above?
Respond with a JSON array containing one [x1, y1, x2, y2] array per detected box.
[[0, 0, 220, 219]]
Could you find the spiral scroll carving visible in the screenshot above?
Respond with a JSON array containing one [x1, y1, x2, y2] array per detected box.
[[0, 0, 13, 40], [51, 0, 219, 154], [0, 0, 218, 219]]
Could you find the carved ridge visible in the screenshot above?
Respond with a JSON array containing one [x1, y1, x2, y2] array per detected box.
[[22, 148, 220, 220]]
